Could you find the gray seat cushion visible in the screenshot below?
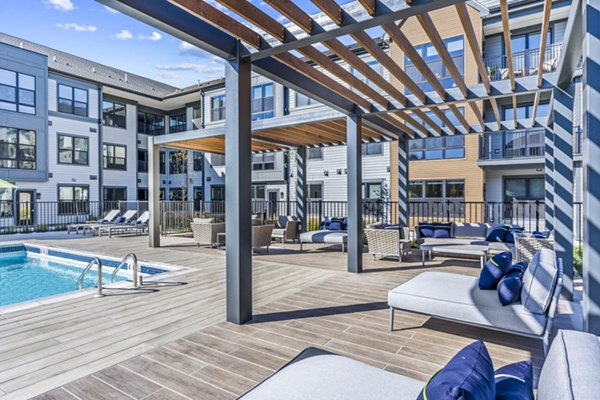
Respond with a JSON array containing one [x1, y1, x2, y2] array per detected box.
[[521, 249, 557, 315], [453, 222, 488, 239], [537, 330, 600, 400], [239, 348, 424, 400], [272, 228, 286, 237], [419, 237, 477, 246], [388, 272, 547, 336], [300, 230, 347, 244]]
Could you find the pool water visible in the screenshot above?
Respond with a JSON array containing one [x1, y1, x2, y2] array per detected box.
[[0, 252, 126, 307]]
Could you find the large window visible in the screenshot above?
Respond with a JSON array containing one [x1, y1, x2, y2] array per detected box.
[[102, 100, 126, 128], [0, 127, 36, 169], [308, 147, 323, 159], [251, 83, 274, 121], [295, 92, 317, 107], [252, 152, 275, 170], [58, 185, 89, 214], [169, 151, 188, 174], [211, 185, 225, 201], [193, 151, 203, 171], [362, 142, 383, 156], [159, 151, 166, 174], [103, 144, 126, 170], [169, 113, 186, 133], [363, 182, 382, 199], [103, 187, 127, 201], [58, 134, 88, 165], [169, 188, 187, 201], [504, 177, 544, 202], [58, 84, 88, 116], [503, 102, 550, 121], [137, 188, 148, 201], [308, 183, 322, 200], [211, 95, 225, 121], [409, 179, 465, 200], [137, 111, 165, 135], [405, 36, 464, 93], [406, 107, 465, 132], [137, 149, 148, 172], [409, 135, 465, 161], [0, 68, 35, 114]]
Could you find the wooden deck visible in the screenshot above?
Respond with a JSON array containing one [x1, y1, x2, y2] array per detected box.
[[0, 233, 579, 399]]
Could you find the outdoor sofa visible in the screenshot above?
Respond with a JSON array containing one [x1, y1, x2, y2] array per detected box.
[[238, 329, 599, 399], [364, 223, 411, 261], [265, 215, 299, 243], [388, 248, 562, 353], [191, 218, 226, 248]]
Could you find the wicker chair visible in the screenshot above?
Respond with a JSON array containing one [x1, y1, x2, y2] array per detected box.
[[365, 228, 412, 262], [515, 232, 554, 263], [252, 224, 274, 253], [265, 217, 299, 243], [191, 222, 226, 248]]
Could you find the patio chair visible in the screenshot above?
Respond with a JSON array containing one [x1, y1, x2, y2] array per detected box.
[[252, 224, 274, 253], [101, 211, 150, 237], [515, 231, 554, 263], [266, 215, 299, 243], [365, 227, 411, 262], [191, 220, 226, 248], [113, 210, 137, 225], [67, 209, 121, 235]]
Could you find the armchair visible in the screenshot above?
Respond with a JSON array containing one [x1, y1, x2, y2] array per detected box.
[[265, 216, 299, 243], [191, 221, 226, 248]]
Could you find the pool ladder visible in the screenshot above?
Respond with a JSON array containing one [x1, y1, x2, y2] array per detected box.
[[77, 257, 104, 298], [76, 253, 140, 298]]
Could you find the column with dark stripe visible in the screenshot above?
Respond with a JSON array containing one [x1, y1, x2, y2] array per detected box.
[[397, 137, 409, 227], [544, 128, 554, 232], [553, 85, 574, 299], [295, 146, 308, 232]]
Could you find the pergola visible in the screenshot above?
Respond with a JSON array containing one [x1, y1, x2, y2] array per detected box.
[[98, 0, 600, 335]]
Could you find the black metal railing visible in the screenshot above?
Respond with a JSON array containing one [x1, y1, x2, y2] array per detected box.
[[484, 43, 562, 82]]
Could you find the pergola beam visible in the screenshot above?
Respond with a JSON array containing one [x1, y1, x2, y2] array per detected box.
[[531, 0, 552, 127]]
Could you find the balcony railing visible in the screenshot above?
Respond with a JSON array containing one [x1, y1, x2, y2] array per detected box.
[[480, 126, 583, 161], [484, 43, 562, 81]]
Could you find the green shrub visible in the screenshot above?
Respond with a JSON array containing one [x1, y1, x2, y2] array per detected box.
[[35, 224, 48, 232], [574, 245, 583, 275]]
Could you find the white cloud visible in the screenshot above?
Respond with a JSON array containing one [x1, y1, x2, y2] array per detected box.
[[103, 5, 119, 14], [178, 41, 205, 57], [56, 23, 97, 32], [155, 63, 223, 74], [139, 31, 162, 41], [159, 72, 178, 79], [115, 29, 133, 40], [43, 0, 74, 11]]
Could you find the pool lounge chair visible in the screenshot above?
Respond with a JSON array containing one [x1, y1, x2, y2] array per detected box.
[[102, 211, 150, 238], [67, 209, 121, 235]]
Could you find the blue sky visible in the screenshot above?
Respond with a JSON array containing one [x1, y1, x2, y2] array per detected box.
[[2, 0, 358, 88]]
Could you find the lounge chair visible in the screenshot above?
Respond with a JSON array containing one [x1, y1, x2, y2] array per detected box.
[[101, 211, 150, 238], [388, 248, 562, 354], [67, 209, 121, 235], [238, 329, 599, 400]]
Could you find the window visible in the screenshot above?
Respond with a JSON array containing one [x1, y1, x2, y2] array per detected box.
[[362, 142, 383, 156], [211, 185, 225, 201], [0, 126, 36, 169], [0, 189, 13, 217], [160, 188, 165, 200], [503, 102, 550, 121], [252, 185, 266, 201], [212, 153, 225, 166], [58, 134, 88, 165], [138, 149, 148, 172], [405, 36, 464, 93], [103, 187, 127, 201], [58, 185, 89, 214], [169, 188, 187, 201], [409, 135, 465, 161], [137, 111, 165, 135], [169, 113, 186, 133], [102, 100, 126, 128], [308, 183, 322, 200], [405, 107, 465, 132], [169, 151, 188, 174], [350, 60, 383, 87], [192, 106, 201, 119], [159, 151, 166, 174], [252, 152, 275, 170], [211, 95, 225, 121], [193, 151, 203, 171], [409, 179, 465, 200], [103, 144, 126, 170], [0, 68, 35, 114], [504, 177, 544, 202], [308, 147, 322, 159], [363, 182, 382, 199], [58, 84, 88, 116], [137, 188, 148, 201], [252, 83, 274, 121], [295, 92, 317, 107]]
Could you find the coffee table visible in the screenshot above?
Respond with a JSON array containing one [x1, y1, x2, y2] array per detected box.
[[420, 243, 490, 269]]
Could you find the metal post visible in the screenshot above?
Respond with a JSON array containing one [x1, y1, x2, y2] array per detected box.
[[398, 137, 409, 227], [296, 146, 308, 232], [347, 114, 363, 273], [95, 262, 104, 298], [582, 0, 600, 334], [553, 85, 575, 299], [148, 137, 160, 248], [225, 43, 253, 324]]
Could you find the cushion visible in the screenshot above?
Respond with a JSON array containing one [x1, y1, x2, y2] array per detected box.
[[504, 227, 524, 244], [114, 217, 126, 224], [328, 221, 343, 231], [537, 330, 600, 400], [418, 223, 434, 238], [479, 251, 513, 290], [531, 230, 551, 239], [433, 222, 452, 239], [388, 272, 548, 336], [193, 218, 214, 224], [417, 341, 495, 400], [494, 361, 534, 400], [486, 225, 509, 242], [454, 223, 487, 239], [521, 249, 557, 315], [319, 218, 330, 230], [497, 270, 524, 306]]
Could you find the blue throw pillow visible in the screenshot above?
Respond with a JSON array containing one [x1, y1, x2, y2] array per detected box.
[[504, 226, 524, 244], [433, 222, 452, 238], [497, 270, 524, 306], [479, 251, 513, 290], [328, 221, 343, 231], [495, 361, 534, 400], [531, 230, 551, 239], [319, 218, 330, 230], [508, 261, 528, 274], [486, 225, 509, 242], [114, 217, 126, 224], [417, 341, 495, 400], [418, 223, 434, 238]]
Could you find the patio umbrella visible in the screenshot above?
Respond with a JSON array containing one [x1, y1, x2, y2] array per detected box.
[[0, 179, 17, 189]]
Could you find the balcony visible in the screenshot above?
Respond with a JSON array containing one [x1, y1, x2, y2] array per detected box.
[[484, 43, 562, 82], [479, 126, 583, 162]]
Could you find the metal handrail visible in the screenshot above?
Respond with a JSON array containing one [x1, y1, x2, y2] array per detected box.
[[77, 257, 104, 297], [111, 253, 139, 288]]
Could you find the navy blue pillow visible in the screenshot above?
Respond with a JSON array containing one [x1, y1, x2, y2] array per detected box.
[[319, 218, 330, 230], [486, 225, 509, 242], [495, 361, 534, 400], [417, 341, 495, 400], [433, 223, 452, 238], [504, 226, 524, 244], [418, 223, 434, 238], [497, 270, 524, 306], [531, 230, 551, 239], [508, 261, 528, 274], [479, 251, 513, 290], [328, 221, 343, 231]]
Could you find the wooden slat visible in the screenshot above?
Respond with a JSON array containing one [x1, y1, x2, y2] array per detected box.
[[500, 0, 516, 92], [490, 98, 502, 131], [216, 0, 286, 41], [379, 114, 417, 138], [397, 111, 430, 137], [530, 91, 542, 128], [512, 95, 518, 127], [312, 0, 343, 24], [531, 0, 552, 127], [358, 0, 377, 15], [264, 0, 312, 33]]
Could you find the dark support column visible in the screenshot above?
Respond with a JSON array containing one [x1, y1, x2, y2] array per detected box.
[[148, 137, 160, 248], [347, 114, 363, 273], [544, 128, 554, 232], [295, 146, 308, 232], [582, 0, 600, 334], [553, 86, 574, 299], [397, 137, 409, 227], [225, 46, 252, 325]]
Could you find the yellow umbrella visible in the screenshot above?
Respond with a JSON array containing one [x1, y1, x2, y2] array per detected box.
[[0, 179, 17, 189]]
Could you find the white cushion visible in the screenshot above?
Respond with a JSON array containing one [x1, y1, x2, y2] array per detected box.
[[193, 218, 214, 224], [521, 249, 557, 315]]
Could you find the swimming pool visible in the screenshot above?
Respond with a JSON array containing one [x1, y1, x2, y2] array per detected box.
[[0, 244, 181, 309]]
